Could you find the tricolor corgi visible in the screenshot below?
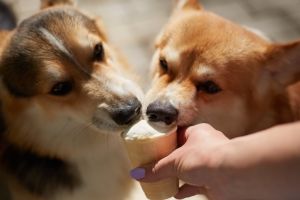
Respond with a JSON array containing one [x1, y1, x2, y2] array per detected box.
[[0, 1, 146, 199]]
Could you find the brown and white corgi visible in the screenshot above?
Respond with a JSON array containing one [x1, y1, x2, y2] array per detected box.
[[145, 0, 300, 138], [0, 1, 147, 199]]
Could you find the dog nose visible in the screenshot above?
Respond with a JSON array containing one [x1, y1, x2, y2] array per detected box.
[[111, 97, 142, 125], [146, 101, 178, 125]]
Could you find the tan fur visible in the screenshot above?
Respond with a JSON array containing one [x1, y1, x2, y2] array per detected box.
[[40, 0, 74, 9], [0, 31, 12, 56], [145, 0, 300, 138], [0, 1, 146, 200]]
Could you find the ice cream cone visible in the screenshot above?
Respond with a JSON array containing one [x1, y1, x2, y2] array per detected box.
[[122, 120, 178, 199]]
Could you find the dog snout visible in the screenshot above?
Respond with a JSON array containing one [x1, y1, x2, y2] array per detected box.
[[146, 100, 178, 125], [111, 97, 142, 125]]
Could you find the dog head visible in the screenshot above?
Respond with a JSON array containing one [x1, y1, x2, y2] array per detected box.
[[0, 5, 143, 154], [145, 0, 300, 137]]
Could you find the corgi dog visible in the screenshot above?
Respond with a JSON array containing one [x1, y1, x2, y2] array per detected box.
[[0, 1, 147, 200], [145, 0, 300, 138]]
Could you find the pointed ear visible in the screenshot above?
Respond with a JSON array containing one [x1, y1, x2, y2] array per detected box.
[[93, 17, 108, 42], [174, 0, 203, 11], [266, 41, 300, 86], [40, 0, 75, 9]]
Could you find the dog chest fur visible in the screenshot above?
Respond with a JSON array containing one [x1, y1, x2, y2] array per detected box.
[[1, 131, 143, 200]]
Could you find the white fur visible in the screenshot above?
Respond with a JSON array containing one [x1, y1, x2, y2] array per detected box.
[[39, 27, 72, 59], [44, 63, 66, 81], [164, 47, 180, 65], [108, 77, 134, 96], [195, 65, 215, 77]]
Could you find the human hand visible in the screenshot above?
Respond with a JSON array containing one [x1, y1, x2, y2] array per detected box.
[[130, 123, 231, 199]]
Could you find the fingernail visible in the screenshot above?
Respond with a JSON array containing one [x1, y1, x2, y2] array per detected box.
[[130, 168, 145, 180]]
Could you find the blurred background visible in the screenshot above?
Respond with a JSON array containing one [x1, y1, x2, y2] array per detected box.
[[1, 0, 300, 199]]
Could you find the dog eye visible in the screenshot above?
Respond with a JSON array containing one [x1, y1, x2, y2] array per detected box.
[[93, 43, 104, 62], [50, 81, 73, 96], [159, 58, 168, 72], [196, 81, 222, 94]]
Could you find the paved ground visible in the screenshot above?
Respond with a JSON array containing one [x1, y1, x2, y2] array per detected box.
[[1, 0, 300, 199]]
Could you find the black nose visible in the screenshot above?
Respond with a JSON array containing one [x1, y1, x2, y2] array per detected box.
[[146, 100, 178, 125], [111, 98, 142, 125]]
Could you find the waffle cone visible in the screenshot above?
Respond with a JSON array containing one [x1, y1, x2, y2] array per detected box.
[[123, 130, 178, 199]]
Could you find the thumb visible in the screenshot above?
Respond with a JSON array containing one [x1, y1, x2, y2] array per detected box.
[[130, 147, 183, 182]]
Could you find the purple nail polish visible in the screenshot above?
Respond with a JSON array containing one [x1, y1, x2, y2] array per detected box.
[[130, 168, 145, 180]]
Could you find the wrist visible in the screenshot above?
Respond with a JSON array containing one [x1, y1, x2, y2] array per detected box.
[[205, 140, 235, 184]]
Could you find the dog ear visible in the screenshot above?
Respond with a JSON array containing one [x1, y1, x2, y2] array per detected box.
[[40, 0, 75, 9], [174, 0, 203, 11], [93, 17, 108, 42], [266, 41, 300, 86]]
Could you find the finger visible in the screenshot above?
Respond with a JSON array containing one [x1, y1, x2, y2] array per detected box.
[[131, 147, 183, 182], [185, 123, 229, 145], [185, 123, 215, 139], [175, 184, 208, 199]]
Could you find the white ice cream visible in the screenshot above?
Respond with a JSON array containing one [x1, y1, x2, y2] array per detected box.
[[122, 120, 176, 140]]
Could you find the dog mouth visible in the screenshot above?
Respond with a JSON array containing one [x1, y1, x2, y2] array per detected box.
[[145, 120, 189, 146], [92, 114, 140, 133], [147, 120, 177, 133], [92, 116, 123, 132]]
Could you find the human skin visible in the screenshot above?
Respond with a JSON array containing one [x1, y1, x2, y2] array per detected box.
[[130, 123, 300, 200]]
